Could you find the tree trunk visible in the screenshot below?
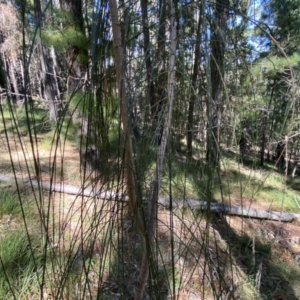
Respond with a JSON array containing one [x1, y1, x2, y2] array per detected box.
[[1, 54, 22, 104], [108, 0, 146, 288], [40, 45, 58, 122], [187, 12, 202, 159], [59, 0, 83, 31], [140, 0, 155, 120], [8, 59, 21, 104], [206, 0, 229, 166], [59, 0, 86, 93], [135, 0, 177, 298], [33, 0, 59, 122], [260, 115, 267, 166], [152, 0, 167, 141], [0, 53, 7, 91], [260, 87, 274, 166]]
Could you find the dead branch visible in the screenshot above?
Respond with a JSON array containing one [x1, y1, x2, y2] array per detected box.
[[1, 174, 299, 222], [158, 197, 300, 222], [0, 174, 119, 199]]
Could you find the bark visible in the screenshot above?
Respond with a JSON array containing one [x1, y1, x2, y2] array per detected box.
[[206, 0, 229, 166], [109, 4, 152, 297], [260, 116, 266, 166], [187, 12, 202, 159], [40, 45, 57, 121], [33, 0, 42, 20], [0, 3, 22, 104], [88, 8, 111, 155], [152, 0, 167, 137], [49, 46, 61, 105], [0, 53, 7, 90], [0, 52, 21, 104], [8, 59, 21, 104], [60, 0, 83, 31], [260, 88, 274, 166], [59, 0, 86, 93], [34, 0, 59, 122], [140, 0, 155, 118]]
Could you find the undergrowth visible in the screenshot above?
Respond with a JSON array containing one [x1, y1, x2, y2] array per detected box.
[[1, 104, 300, 299]]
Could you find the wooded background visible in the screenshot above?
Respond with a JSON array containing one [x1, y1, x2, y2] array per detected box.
[[1, 0, 300, 299]]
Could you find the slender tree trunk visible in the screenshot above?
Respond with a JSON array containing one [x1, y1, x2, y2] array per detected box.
[[108, 0, 146, 290], [59, 0, 86, 93], [0, 59, 5, 94], [206, 0, 229, 166], [59, 0, 83, 31], [87, 7, 111, 156], [152, 0, 167, 141], [49, 46, 61, 103], [140, 0, 155, 120], [0, 55, 10, 96], [260, 113, 267, 166], [33, 0, 60, 122], [1, 53, 21, 104], [40, 45, 58, 121], [135, 0, 177, 298], [0, 3, 22, 105], [187, 13, 202, 159], [260, 87, 274, 166], [7, 59, 21, 104]]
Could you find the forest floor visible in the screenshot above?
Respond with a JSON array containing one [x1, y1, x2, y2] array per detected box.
[[1, 129, 300, 299]]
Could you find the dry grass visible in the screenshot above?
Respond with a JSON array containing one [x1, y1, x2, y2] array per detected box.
[[1, 130, 300, 299]]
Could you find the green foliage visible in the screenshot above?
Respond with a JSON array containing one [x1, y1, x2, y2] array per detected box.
[[2, 0, 300, 298], [263, 0, 300, 54], [287, 177, 300, 192], [42, 26, 87, 57], [0, 189, 22, 217], [68, 91, 88, 114], [253, 53, 300, 77], [0, 102, 52, 135], [0, 230, 42, 299]]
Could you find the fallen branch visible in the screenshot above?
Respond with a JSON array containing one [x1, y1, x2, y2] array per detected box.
[[158, 197, 300, 222], [0, 174, 119, 199], [1, 174, 300, 222]]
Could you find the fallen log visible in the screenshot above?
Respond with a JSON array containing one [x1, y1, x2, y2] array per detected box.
[[158, 197, 300, 222], [1, 174, 300, 222], [0, 174, 119, 199]]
